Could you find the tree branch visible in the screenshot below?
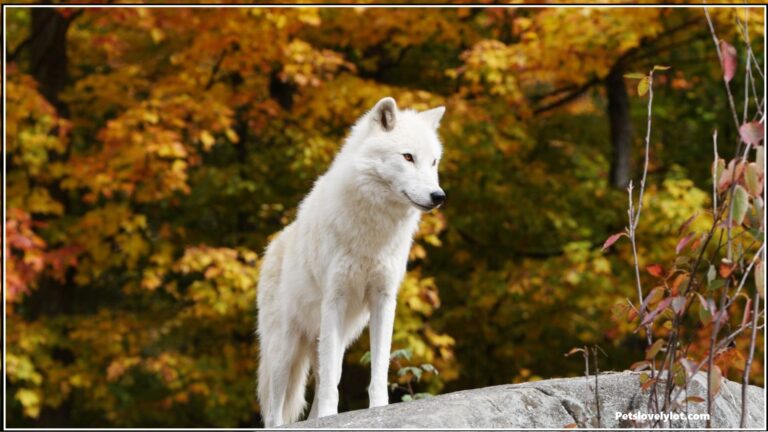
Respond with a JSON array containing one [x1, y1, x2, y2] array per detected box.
[[533, 78, 599, 114]]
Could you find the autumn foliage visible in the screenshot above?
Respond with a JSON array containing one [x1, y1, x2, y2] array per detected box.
[[4, 6, 765, 427]]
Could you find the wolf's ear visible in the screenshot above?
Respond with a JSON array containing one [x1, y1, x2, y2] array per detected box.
[[419, 106, 445, 129], [371, 97, 397, 132]]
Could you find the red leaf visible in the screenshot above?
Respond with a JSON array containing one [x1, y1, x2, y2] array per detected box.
[[646, 264, 665, 278], [630, 360, 651, 371], [720, 40, 737, 82], [640, 297, 673, 326], [739, 121, 764, 146], [676, 232, 696, 255], [677, 212, 699, 236], [602, 232, 626, 251], [641, 286, 665, 312]]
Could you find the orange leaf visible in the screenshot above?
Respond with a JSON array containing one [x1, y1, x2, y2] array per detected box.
[[646, 264, 665, 278]]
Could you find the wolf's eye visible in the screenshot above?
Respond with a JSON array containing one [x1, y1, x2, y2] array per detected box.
[[403, 153, 414, 163]]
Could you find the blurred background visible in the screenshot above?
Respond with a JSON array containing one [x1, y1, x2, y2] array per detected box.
[[5, 5, 765, 427]]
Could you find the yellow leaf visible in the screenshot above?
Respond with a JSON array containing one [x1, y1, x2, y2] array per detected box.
[[638, 76, 650, 96], [225, 128, 239, 144], [15, 388, 41, 418], [151, 28, 165, 43], [199, 131, 215, 150]]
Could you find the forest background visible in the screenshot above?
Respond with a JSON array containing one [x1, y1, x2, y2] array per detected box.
[[5, 5, 766, 427]]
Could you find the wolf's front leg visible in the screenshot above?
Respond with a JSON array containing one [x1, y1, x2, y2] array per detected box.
[[368, 291, 397, 408], [316, 296, 346, 418]]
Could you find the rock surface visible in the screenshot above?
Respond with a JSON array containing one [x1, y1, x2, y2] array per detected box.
[[287, 371, 765, 429]]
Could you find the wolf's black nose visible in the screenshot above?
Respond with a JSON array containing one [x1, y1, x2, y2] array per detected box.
[[430, 190, 446, 206]]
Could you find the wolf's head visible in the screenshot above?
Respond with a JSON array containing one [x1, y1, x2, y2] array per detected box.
[[347, 97, 446, 213]]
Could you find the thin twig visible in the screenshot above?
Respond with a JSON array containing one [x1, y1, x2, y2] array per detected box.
[[741, 288, 760, 428], [592, 346, 602, 428], [628, 68, 658, 353], [669, 309, 765, 406], [713, 131, 718, 216], [704, 8, 744, 136], [733, 243, 765, 300], [632, 70, 655, 231], [741, 8, 750, 126], [735, 11, 764, 80]]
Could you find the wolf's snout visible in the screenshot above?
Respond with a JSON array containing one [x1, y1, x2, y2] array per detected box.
[[430, 190, 446, 206]]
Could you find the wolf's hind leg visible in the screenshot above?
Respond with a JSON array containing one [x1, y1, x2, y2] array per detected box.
[[306, 340, 321, 420], [316, 296, 347, 418]]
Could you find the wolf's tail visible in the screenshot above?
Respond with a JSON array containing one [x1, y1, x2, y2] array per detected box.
[[281, 345, 311, 424], [257, 229, 310, 426], [257, 231, 285, 426]]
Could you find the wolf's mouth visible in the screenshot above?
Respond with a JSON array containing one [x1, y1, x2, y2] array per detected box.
[[401, 191, 436, 212]]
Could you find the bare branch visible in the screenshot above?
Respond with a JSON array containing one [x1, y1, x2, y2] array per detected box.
[[703, 8, 743, 146], [741, 289, 760, 428], [592, 346, 602, 428], [712, 131, 719, 215], [533, 78, 600, 114]]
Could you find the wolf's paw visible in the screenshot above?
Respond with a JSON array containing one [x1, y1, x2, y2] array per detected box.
[[369, 395, 389, 408]]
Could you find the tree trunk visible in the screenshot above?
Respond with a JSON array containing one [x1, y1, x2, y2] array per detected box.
[[29, 8, 70, 116], [606, 65, 633, 189]]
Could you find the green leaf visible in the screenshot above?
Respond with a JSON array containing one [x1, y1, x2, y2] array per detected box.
[[708, 279, 725, 291], [645, 339, 665, 360], [707, 265, 716, 284], [390, 348, 413, 362], [731, 185, 749, 225], [653, 65, 671, 71], [360, 351, 371, 366], [744, 163, 760, 197], [411, 367, 423, 381], [709, 365, 722, 398], [698, 295, 713, 326], [397, 366, 422, 381], [420, 363, 439, 375], [673, 362, 686, 387], [401, 394, 413, 402]]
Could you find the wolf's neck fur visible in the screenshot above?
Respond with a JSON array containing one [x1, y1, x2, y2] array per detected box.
[[315, 161, 420, 252]]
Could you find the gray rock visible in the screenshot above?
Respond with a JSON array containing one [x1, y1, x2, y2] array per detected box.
[[287, 371, 765, 429]]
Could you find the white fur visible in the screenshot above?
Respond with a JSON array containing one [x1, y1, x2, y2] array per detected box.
[[257, 97, 445, 427]]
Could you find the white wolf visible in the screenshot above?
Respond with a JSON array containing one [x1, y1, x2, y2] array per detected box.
[[256, 97, 446, 427]]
